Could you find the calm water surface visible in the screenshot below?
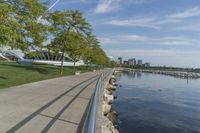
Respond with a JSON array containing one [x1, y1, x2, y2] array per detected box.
[[113, 71, 200, 133]]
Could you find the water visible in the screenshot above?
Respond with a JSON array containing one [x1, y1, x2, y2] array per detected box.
[[113, 71, 200, 133]]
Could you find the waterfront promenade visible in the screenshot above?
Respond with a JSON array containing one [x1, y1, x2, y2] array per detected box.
[[0, 70, 106, 133]]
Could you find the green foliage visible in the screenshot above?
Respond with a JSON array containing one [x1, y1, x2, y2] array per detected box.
[[107, 61, 117, 68], [25, 51, 44, 59], [0, 0, 50, 50], [90, 44, 109, 66], [49, 10, 92, 74], [1, 1, 110, 75], [82, 35, 109, 68], [65, 32, 86, 62], [82, 35, 98, 65], [49, 10, 91, 35], [0, 1, 20, 48]]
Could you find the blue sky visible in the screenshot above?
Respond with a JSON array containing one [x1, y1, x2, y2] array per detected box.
[[48, 0, 200, 68]]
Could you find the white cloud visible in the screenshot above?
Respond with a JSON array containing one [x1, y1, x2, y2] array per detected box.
[[105, 17, 159, 29], [119, 35, 148, 41], [101, 6, 200, 31], [154, 17, 183, 25], [95, 0, 121, 14], [106, 49, 200, 59], [94, 0, 157, 14], [128, 0, 159, 5], [98, 37, 120, 45], [156, 36, 195, 46], [174, 23, 200, 31], [99, 35, 197, 46], [103, 14, 190, 29], [167, 7, 200, 19], [56, 0, 92, 5]]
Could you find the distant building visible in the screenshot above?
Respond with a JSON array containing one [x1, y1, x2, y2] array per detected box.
[[137, 60, 142, 66], [144, 62, 150, 67], [128, 58, 136, 66], [134, 59, 137, 65], [123, 60, 129, 65], [118, 57, 123, 65], [128, 59, 132, 65]]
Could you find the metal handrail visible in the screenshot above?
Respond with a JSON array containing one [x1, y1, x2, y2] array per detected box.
[[82, 69, 113, 133]]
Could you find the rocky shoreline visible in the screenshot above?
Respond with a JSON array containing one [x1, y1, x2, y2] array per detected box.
[[101, 70, 120, 133]]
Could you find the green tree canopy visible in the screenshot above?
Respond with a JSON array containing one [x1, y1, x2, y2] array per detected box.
[[0, 0, 50, 50], [49, 10, 92, 75]]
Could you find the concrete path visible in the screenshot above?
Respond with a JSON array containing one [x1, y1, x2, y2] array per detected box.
[[0, 70, 104, 133]]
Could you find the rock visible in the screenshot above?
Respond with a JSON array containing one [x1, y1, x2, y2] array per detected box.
[[102, 116, 120, 133], [107, 84, 116, 91], [110, 126, 120, 133], [102, 102, 111, 115], [107, 111, 118, 124], [104, 89, 112, 95], [106, 87, 114, 92], [104, 94, 114, 104], [111, 75, 116, 79], [100, 73, 120, 133], [102, 126, 113, 133], [111, 76, 117, 82], [109, 78, 116, 86]]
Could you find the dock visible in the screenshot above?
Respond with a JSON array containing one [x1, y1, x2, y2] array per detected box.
[[124, 68, 200, 79]]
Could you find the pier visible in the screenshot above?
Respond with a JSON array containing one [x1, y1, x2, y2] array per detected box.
[[125, 68, 200, 79]]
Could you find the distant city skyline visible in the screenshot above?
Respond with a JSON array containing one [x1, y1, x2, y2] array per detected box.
[[48, 0, 200, 68]]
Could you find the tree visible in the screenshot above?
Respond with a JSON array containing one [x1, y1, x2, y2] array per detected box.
[[0, 0, 20, 48], [94, 47, 109, 68], [83, 41, 109, 69], [49, 10, 91, 75], [0, 0, 50, 51], [82, 35, 99, 69], [52, 31, 86, 74], [66, 32, 86, 73]]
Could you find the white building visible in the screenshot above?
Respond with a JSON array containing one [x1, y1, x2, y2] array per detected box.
[[0, 46, 84, 66]]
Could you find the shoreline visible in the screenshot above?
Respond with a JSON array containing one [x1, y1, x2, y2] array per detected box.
[[125, 68, 200, 79], [99, 69, 120, 133]]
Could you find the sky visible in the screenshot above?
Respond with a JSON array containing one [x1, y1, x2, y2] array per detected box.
[[47, 0, 200, 68]]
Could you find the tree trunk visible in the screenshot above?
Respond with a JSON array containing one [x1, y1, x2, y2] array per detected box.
[[60, 52, 64, 75], [86, 63, 89, 70], [73, 61, 76, 74], [47, 52, 50, 60]]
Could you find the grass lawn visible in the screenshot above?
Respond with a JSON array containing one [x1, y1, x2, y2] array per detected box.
[[0, 61, 90, 89]]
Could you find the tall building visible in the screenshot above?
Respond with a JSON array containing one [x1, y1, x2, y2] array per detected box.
[[123, 60, 129, 65], [133, 58, 137, 65], [137, 60, 142, 66], [128, 59, 132, 66], [144, 62, 150, 67], [118, 57, 123, 65], [128, 58, 136, 66]]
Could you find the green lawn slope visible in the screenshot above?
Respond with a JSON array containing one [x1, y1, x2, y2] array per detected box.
[[0, 61, 89, 89]]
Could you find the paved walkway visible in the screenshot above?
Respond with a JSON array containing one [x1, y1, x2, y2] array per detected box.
[[0, 70, 105, 133]]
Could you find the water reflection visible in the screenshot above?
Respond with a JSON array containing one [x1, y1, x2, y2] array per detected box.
[[121, 71, 143, 79], [113, 71, 200, 133], [122, 70, 193, 85]]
